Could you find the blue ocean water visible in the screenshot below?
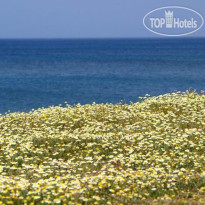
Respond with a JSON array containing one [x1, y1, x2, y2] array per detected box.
[[0, 38, 205, 113]]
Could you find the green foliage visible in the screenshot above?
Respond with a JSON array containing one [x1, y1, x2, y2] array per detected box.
[[0, 91, 205, 204]]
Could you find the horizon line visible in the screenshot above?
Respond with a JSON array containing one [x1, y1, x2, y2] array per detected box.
[[0, 36, 204, 40]]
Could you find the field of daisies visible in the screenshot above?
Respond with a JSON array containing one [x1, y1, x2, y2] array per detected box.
[[0, 91, 205, 204]]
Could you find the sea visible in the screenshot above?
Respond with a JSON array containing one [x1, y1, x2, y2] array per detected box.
[[0, 38, 204, 114]]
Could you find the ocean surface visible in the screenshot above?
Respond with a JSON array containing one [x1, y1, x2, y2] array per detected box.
[[0, 38, 205, 113]]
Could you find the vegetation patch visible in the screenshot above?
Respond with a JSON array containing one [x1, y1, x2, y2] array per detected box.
[[0, 91, 205, 204]]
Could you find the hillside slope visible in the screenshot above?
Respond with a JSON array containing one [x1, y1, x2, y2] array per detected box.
[[0, 91, 205, 204]]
